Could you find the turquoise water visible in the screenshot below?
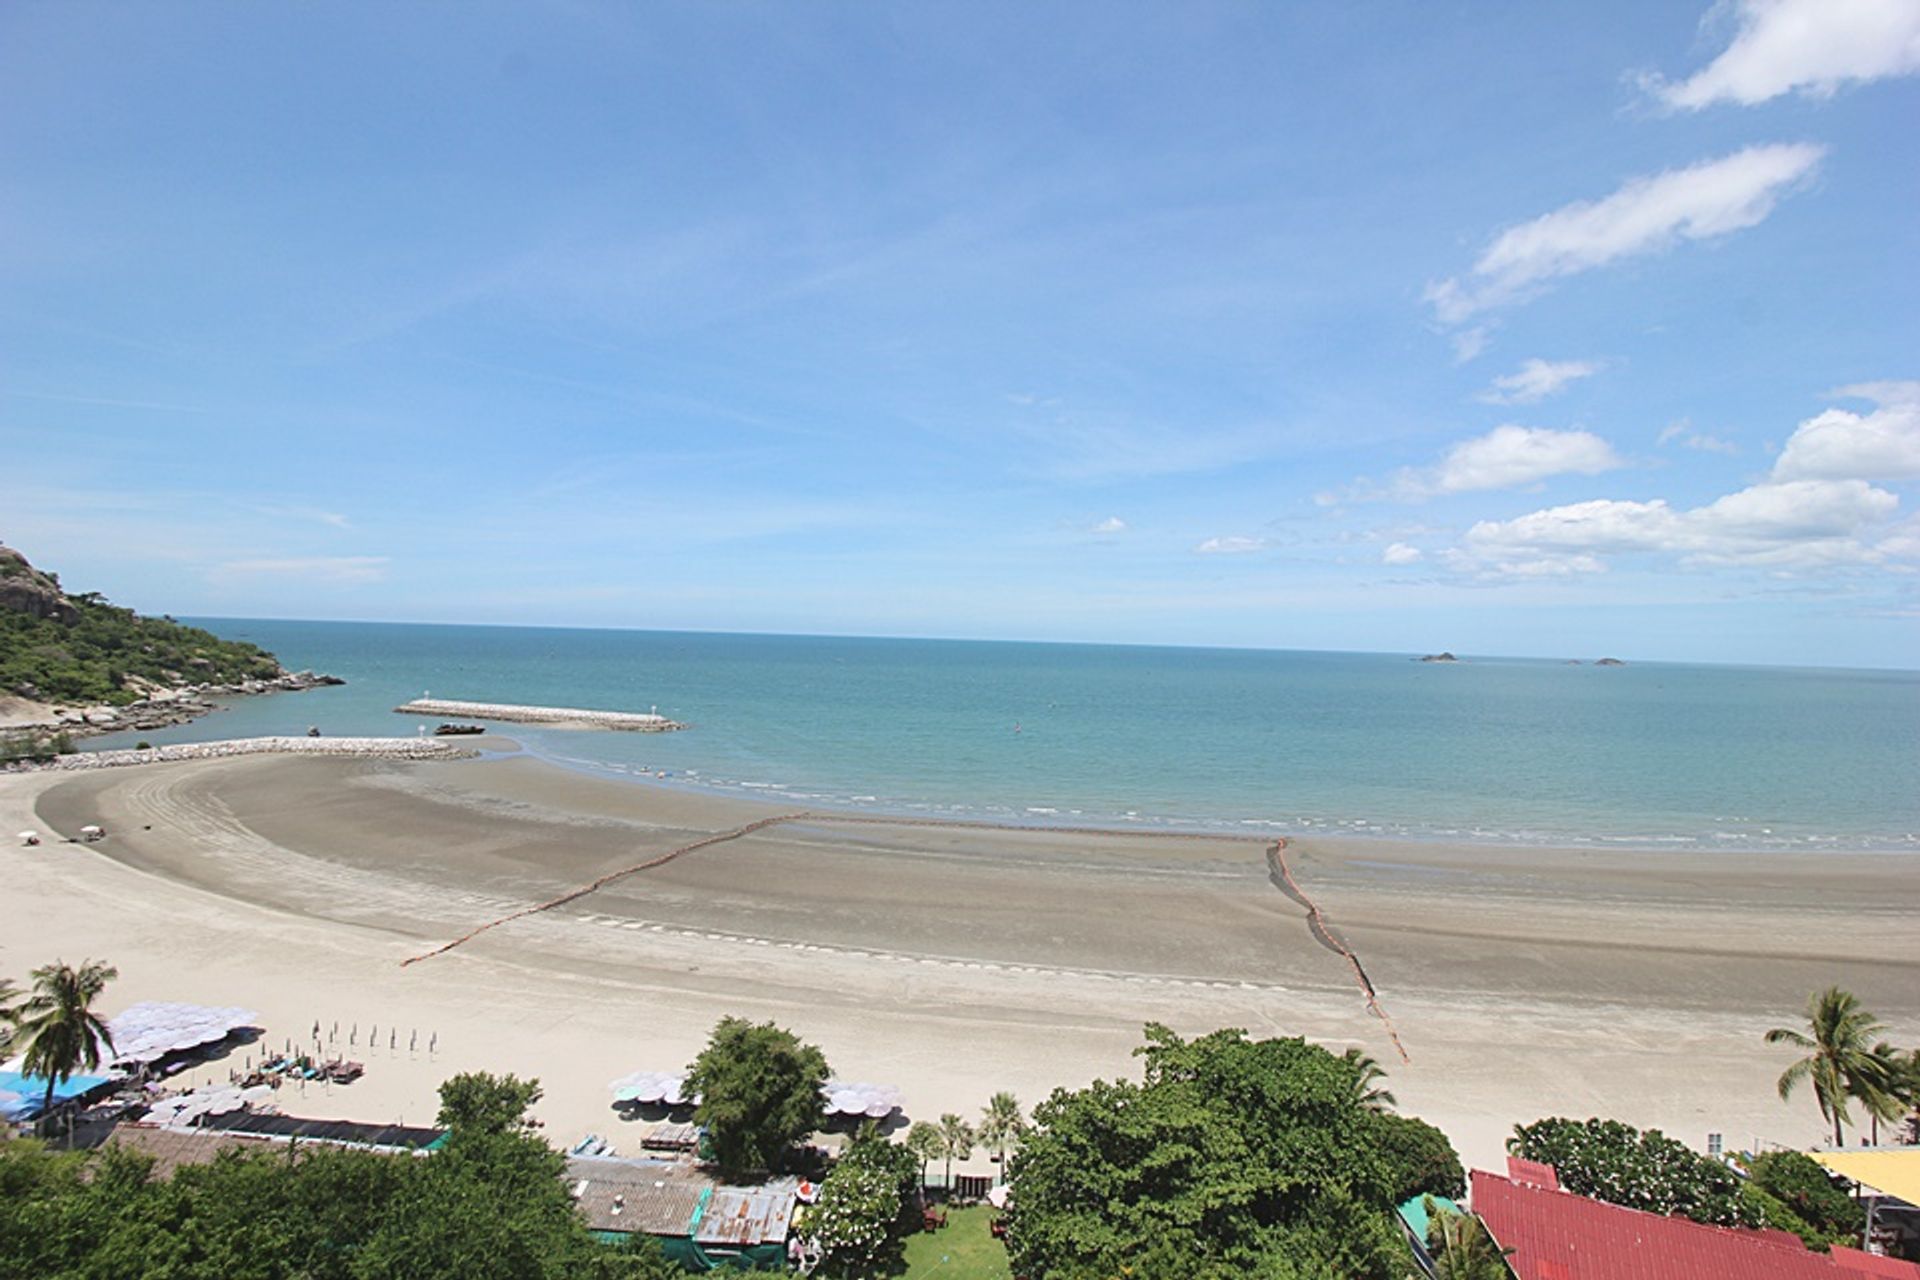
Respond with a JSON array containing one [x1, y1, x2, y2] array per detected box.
[[83, 620, 1920, 851]]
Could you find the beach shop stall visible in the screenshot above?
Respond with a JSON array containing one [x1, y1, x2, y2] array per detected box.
[[568, 1154, 797, 1272]]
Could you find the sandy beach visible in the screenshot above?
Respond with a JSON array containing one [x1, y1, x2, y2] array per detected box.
[[4, 748, 1915, 1171]]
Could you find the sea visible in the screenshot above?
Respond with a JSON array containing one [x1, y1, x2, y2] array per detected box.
[[80, 620, 1920, 853]]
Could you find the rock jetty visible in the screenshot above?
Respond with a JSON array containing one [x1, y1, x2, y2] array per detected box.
[[6, 736, 475, 774], [393, 698, 685, 732]]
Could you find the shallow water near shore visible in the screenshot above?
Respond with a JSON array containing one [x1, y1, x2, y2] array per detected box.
[[81, 619, 1920, 851]]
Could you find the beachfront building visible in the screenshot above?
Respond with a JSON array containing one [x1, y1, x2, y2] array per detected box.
[[1470, 1158, 1920, 1280], [1811, 1150, 1920, 1263], [566, 1153, 800, 1272], [98, 1114, 448, 1173]]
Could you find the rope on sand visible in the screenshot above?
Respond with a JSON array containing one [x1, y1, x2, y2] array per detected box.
[[1267, 838, 1411, 1064], [404, 807, 1412, 1063], [400, 811, 810, 966]]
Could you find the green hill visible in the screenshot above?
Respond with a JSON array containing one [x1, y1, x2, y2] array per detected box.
[[0, 544, 286, 707]]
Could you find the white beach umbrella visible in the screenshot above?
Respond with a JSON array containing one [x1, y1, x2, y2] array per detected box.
[[17, 831, 38, 845], [829, 1089, 863, 1115], [987, 1185, 1011, 1209], [864, 1100, 893, 1119]]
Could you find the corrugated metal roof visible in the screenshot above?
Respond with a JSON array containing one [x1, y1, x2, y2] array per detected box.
[[695, 1179, 799, 1246], [565, 1156, 796, 1244], [1473, 1170, 1920, 1280]]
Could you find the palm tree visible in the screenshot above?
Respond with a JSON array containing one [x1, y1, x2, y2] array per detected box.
[[1859, 1042, 1913, 1145], [1765, 986, 1886, 1146], [977, 1092, 1026, 1182], [13, 959, 118, 1130], [936, 1112, 975, 1192], [1341, 1047, 1397, 1113], [0, 976, 20, 1055], [1427, 1202, 1515, 1280], [905, 1120, 943, 1190]]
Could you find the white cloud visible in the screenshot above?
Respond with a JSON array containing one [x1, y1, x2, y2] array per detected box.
[[1455, 477, 1903, 575], [1194, 535, 1269, 555], [1426, 144, 1825, 324], [1382, 542, 1424, 565], [1646, 0, 1920, 110], [1771, 381, 1920, 482], [210, 556, 390, 584], [1479, 358, 1602, 405], [1090, 516, 1128, 534], [1657, 420, 1740, 454], [1417, 425, 1625, 496], [1451, 326, 1491, 364]]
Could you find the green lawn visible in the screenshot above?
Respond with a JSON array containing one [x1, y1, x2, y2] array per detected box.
[[894, 1205, 1013, 1280]]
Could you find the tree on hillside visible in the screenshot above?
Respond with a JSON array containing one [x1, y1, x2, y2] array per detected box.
[[976, 1091, 1025, 1182], [685, 1016, 829, 1180], [935, 1113, 974, 1192], [1002, 1023, 1411, 1279], [904, 1121, 942, 1189], [1340, 1047, 1397, 1112], [13, 959, 117, 1126], [1766, 986, 1889, 1146]]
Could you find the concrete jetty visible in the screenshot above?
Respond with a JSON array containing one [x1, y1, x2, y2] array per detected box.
[[393, 698, 685, 732], [9, 736, 477, 773]]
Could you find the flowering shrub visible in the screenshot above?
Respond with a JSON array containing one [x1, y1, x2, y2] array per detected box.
[[1507, 1117, 1759, 1227]]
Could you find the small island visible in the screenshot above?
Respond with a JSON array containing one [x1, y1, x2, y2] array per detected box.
[[1595, 657, 1626, 666], [1419, 651, 1459, 663], [1, 543, 341, 749]]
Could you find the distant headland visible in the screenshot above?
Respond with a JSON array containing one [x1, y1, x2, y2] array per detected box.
[[0, 542, 340, 746]]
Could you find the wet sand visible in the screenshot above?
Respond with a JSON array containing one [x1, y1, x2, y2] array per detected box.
[[5, 751, 1915, 1169]]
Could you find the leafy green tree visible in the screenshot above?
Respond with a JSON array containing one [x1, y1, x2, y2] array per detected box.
[[977, 1091, 1026, 1182], [436, 1071, 543, 1135], [1745, 1150, 1865, 1245], [685, 1016, 829, 1180], [905, 1120, 943, 1189], [1507, 1117, 1758, 1227], [12, 958, 117, 1125], [1003, 1024, 1409, 1279], [935, 1112, 974, 1191], [1766, 986, 1890, 1145], [1340, 1047, 1397, 1112], [1372, 1111, 1465, 1204]]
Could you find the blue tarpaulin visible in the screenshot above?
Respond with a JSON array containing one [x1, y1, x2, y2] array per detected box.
[[0, 1068, 113, 1120]]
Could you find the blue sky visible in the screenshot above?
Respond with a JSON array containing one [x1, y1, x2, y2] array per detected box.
[[3, 2, 1917, 668]]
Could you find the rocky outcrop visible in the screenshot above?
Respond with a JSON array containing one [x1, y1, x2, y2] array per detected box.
[[0, 544, 78, 623], [1595, 657, 1626, 666], [23, 670, 348, 738], [1419, 652, 1459, 663]]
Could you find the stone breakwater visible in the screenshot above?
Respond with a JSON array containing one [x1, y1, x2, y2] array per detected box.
[[394, 698, 686, 732], [8, 736, 475, 773]]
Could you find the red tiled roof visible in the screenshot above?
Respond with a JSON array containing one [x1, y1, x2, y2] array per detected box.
[[1472, 1169, 1920, 1280]]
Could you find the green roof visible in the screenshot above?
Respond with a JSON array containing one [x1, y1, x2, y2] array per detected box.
[[1397, 1192, 1464, 1243]]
